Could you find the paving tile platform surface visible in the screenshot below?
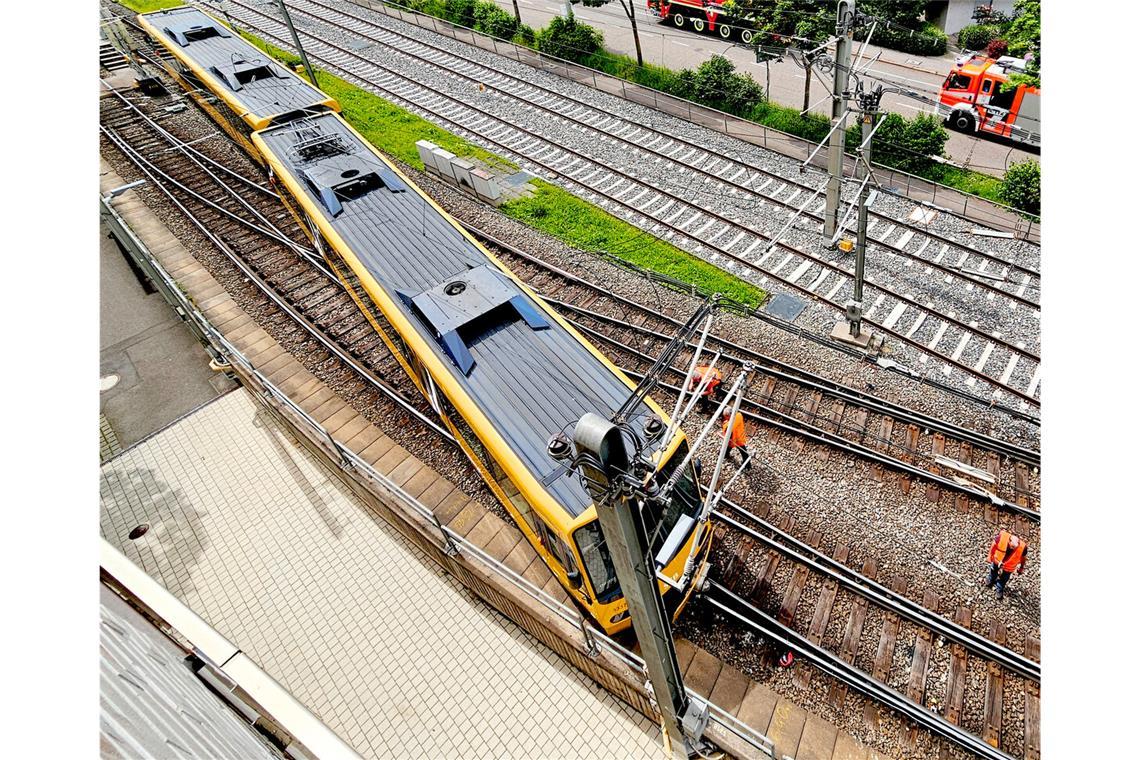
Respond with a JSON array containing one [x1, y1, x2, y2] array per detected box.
[[99, 389, 662, 759]]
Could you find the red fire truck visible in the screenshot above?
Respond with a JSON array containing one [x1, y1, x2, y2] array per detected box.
[[938, 54, 1040, 147], [648, 0, 756, 43]]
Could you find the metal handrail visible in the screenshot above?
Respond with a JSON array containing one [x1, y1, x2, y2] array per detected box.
[[103, 188, 775, 757]]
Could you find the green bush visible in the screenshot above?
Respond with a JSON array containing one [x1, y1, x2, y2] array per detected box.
[[473, 2, 519, 39], [513, 24, 537, 47], [662, 56, 764, 118], [747, 102, 829, 143], [999, 159, 1040, 215], [536, 15, 603, 63], [442, 0, 477, 27], [869, 112, 948, 174], [957, 24, 1001, 51], [859, 22, 947, 56]]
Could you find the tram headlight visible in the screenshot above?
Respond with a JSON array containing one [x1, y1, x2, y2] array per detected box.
[[610, 610, 630, 624]]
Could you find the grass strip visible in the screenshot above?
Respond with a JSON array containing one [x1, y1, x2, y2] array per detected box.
[[115, 0, 181, 12], [502, 181, 765, 308]]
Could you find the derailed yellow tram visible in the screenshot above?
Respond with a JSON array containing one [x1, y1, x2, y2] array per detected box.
[[138, 6, 714, 634]]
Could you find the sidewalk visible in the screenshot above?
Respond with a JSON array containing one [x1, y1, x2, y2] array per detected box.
[[100, 208, 234, 454], [100, 389, 664, 758]]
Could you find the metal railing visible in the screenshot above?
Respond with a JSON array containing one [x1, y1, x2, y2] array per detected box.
[[345, 0, 1039, 241], [102, 189, 776, 758]]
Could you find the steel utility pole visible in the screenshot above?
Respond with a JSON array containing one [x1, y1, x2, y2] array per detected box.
[[572, 414, 709, 759], [848, 102, 874, 338], [276, 0, 318, 88], [833, 85, 882, 348], [823, 0, 854, 240]]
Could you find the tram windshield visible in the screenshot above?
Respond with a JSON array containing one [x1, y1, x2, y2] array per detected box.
[[573, 441, 703, 604]]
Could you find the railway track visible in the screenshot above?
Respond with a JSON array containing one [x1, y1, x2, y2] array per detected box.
[[98, 78, 452, 443], [493, 242, 1039, 518], [306, 0, 1039, 288], [212, 0, 1043, 411], [700, 503, 1039, 760], [99, 27, 1038, 757]]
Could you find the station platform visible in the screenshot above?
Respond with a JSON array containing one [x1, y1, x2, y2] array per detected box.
[[99, 156, 893, 760], [100, 388, 664, 758]]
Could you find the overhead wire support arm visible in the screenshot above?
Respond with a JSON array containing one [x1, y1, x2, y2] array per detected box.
[[673, 363, 755, 589], [800, 111, 850, 172], [663, 311, 717, 443], [612, 297, 717, 425], [764, 179, 829, 254]]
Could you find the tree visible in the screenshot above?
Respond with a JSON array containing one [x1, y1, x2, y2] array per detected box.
[[858, 0, 926, 30], [1004, 0, 1040, 88], [580, 0, 644, 66], [536, 14, 604, 63]]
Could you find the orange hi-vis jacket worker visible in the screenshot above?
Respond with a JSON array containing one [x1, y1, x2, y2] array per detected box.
[[985, 529, 1028, 599], [721, 410, 751, 469], [690, 365, 722, 397], [989, 530, 1027, 572]]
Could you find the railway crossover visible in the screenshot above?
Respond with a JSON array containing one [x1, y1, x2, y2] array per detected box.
[[212, 0, 1042, 412], [101, 13, 1039, 758]]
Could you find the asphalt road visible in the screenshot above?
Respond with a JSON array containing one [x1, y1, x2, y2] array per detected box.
[[490, 0, 1036, 176]]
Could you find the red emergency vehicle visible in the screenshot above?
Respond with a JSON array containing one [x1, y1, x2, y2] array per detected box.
[[648, 0, 755, 43], [938, 54, 1040, 147]]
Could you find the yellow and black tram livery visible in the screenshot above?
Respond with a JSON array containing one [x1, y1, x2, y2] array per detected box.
[[139, 6, 714, 634]]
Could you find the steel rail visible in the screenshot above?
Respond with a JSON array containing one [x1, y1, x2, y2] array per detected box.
[[104, 108, 334, 278], [704, 581, 1017, 760], [462, 222, 1040, 428], [565, 308, 1039, 512], [573, 320, 1039, 519], [215, 1, 1043, 409], [548, 291, 1037, 466], [100, 83, 324, 265], [713, 506, 1039, 680], [244, 0, 1040, 312], [100, 122, 456, 443], [296, 0, 1040, 285]]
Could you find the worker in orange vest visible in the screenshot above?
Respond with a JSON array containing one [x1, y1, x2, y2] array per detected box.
[[721, 409, 751, 470], [689, 365, 722, 410], [985, 529, 1028, 600]]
